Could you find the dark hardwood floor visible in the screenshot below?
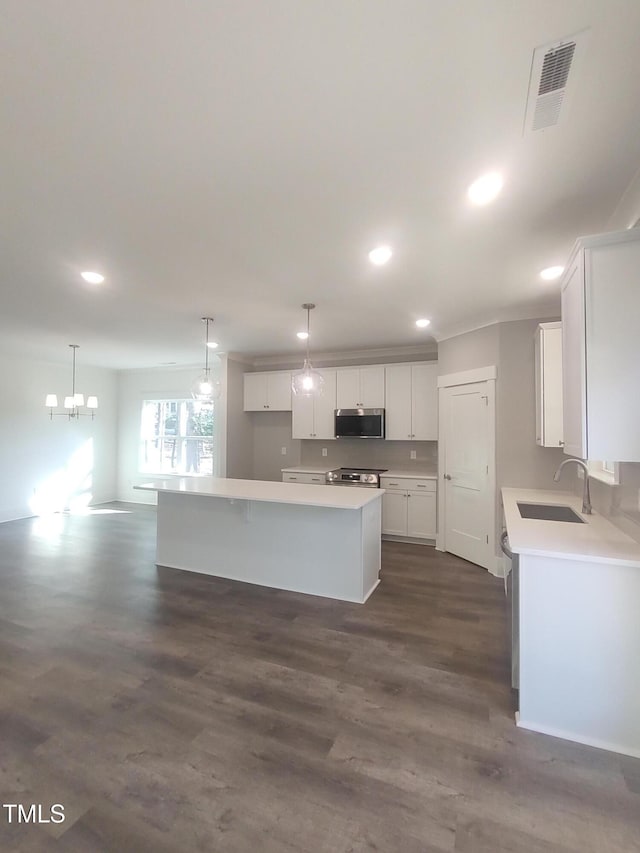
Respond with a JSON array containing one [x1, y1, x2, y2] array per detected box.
[[0, 504, 639, 852]]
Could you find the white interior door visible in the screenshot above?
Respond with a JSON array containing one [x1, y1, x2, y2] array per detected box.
[[440, 380, 494, 570]]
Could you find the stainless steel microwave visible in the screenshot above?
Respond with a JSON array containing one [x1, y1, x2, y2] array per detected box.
[[334, 408, 385, 439]]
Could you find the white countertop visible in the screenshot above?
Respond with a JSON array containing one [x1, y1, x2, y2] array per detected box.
[[382, 470, 437, 479], [281, 466, 334, 474], [502, 487, 640, 568], [136, 477, 383, 510]]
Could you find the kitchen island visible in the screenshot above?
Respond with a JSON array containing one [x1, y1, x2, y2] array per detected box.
[[136, 477, 383, 603]]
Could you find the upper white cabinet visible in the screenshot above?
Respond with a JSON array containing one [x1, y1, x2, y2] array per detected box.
[[561, 229, 640, 461], [291, 370, 337, 439], [534, 322, 563, 448], [336, 366, 385, 409], [385, 363, 438, 440], [244, 371, 292, 412]]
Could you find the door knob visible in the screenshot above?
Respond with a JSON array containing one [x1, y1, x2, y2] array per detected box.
[[444, 474, 452, 480]]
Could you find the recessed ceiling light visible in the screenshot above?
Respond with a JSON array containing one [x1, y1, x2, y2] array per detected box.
[[368, 245, 393, 266], [296, 331, 309, 340], [81, 271, 105, 284], [415, 318, 431, 328], [206, 341, 219, 349], [467, 172, 504, 206], [540, 265, 564, 281]]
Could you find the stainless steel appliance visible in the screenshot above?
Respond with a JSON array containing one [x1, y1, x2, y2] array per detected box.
[[325, 467, 387, 488], [500, 530, 519, 691], [334, 408, 385, 439]]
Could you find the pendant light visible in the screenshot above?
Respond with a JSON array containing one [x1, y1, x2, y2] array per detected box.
[[45, 344, 98, 420], [191, 317, 221, 402], [292, 303, 324, 397]]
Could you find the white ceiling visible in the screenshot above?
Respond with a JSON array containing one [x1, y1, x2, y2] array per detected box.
[[3, 0, 640, 369]]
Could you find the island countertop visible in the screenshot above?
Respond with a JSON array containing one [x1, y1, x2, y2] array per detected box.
[[136, 476, 384, 510], [502, 487, 640, 568]]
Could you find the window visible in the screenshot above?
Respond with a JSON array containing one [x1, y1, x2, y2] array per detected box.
[[588, 460, 620, 486], [140, 399, 215, 475]]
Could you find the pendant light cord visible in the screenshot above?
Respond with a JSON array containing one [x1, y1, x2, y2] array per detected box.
[[306, 306, 311, 362], [204, 319, 210, 374]]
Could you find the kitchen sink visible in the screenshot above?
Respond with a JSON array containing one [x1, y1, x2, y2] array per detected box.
[[517, 502, 585, 523]]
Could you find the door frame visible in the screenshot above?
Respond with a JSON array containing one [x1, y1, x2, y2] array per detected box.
[[436, 366, 498, 574]]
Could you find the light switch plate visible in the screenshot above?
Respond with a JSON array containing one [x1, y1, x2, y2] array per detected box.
[[322, 448, 328, 457], [410, 450, 417, 460], [281, 447, 287, 455]]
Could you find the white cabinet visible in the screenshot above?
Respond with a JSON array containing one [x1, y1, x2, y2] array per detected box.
[[336, 366, 385, 409], [381, 477, 436, 539], [291, 370, 337, 439], [282, 472, 326, 484], [244, 371, 292, 412], [534, 322, 563, 448], [385, 363, 437, 440], [561, 229, 640, 461]]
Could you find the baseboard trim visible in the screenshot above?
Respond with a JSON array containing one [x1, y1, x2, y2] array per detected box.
[[382, 535, 436, 547], [516, 717, 640, 759]]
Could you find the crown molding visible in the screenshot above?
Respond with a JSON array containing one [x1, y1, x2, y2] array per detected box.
[[249, 343, 438, 369]]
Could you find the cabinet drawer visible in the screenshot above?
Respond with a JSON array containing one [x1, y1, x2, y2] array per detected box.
[[282, 472, 326, 484], [381, 477, 436, 493]]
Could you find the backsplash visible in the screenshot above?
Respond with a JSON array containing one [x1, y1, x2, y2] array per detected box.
[[588, 462, 640, 544], [301, 439, 437, 472]]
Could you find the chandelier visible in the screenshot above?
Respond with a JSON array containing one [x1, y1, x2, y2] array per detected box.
[[45, 345, 98, 420]]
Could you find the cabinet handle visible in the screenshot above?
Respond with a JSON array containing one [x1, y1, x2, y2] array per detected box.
[[411, 434, 415, 438], [388, 483, 399, 487], [416, 484, 426, 488], [407, 434, 411, 438], [444, 474, 452, 480], [558, 440, 564, 446]]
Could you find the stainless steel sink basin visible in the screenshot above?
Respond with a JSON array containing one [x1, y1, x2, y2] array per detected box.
[[517, 502, 585, 523]]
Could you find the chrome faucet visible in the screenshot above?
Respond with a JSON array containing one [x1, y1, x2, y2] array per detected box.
[[553, 458, 592, 515]]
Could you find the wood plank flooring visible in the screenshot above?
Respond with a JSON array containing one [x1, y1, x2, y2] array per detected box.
[[0, 503, 638, 852]]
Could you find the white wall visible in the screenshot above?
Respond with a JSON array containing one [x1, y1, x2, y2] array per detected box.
[[0, 352, 117, 523], [116, 363, 223, 504], [224, 358, 254, 479]]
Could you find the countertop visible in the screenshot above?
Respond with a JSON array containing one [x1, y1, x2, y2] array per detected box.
[[381, 470, 437, 479], [281, 466, 334, 474], [502, 487, 640, 568], [136, 477, 383, 510]]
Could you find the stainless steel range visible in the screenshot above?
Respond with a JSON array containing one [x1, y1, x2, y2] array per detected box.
[[325, 467, 387, 488]]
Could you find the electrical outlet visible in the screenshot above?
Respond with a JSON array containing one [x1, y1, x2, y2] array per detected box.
[[577, 467, 584, 479], [322, 448, 328, 457], [281, 447, 287, 455], [410, 450, 417, 460]]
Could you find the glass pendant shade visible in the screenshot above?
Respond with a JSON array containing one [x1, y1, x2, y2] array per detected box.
[[292, 359, 324, 397], [45, 394, 58, 408], [191, 370, 221, 402]]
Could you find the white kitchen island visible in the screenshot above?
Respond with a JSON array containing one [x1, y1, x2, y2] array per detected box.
[[136, 477, 383, 603]]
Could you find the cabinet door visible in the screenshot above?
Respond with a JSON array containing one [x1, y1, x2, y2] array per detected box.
[[407, 491, 437, 539], [243, 373, 268, 411], [541, 326, 563, 447], [312, 370, 337, 440], [385, 365, 412, 440], [267, 372, 292, 411], [411, 363, 438, 440], [336, 369, 360, 409], [291, 394, 314, 439], [360, 366, 385, 408], [561, 257, 587, 458], [382, 491, 408, 535]]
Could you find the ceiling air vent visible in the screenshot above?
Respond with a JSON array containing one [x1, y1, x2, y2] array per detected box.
[[523, 30, 589, 134]]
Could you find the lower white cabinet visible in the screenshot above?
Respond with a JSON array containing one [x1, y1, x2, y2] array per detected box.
[[282, 472, 326, 484], [380, 477, 436, 539]]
